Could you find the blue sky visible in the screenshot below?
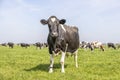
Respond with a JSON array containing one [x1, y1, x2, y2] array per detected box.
[[0, 0, 120, 43]]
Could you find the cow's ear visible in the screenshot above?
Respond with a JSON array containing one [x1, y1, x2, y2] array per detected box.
[[40, 19, 48, 25], [59, 19, 66, 24]]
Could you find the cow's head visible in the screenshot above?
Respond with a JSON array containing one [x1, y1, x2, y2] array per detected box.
[[40, 16, 66, 38]]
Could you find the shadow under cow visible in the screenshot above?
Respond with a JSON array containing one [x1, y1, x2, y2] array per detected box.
[[24, 63, 67, 72]]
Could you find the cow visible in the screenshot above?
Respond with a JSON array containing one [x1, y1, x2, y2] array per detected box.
[[7, 42, 14, 48], [80, 41, 94, 51], [91, 41, 104, 51], [0, 43, 7, 47], [20, 43, 30, 48], [35, 42, 43, 49], [107, 43, 116, 49], [40, 16, 80, 73]]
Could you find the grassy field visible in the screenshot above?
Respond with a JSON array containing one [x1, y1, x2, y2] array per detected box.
[[0, 45, 120, 80]]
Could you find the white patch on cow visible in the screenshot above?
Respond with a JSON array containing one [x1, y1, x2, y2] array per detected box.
[[51, 18, 56, 22], [60, 24, 66, 32]]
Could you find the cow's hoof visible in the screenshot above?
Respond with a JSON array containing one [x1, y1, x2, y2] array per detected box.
[[76, 65, 78, 68], [49, 69, 53, 73], [61, 70, 65, 73]]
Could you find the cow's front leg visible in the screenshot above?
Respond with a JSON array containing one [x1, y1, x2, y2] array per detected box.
[[60, 51, 66, 73], [49, 54, 54, 73]]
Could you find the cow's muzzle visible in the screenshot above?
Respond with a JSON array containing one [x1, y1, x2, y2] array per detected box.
[[51, 32, 58, 38]]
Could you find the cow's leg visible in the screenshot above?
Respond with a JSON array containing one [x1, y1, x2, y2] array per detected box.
[[113, 46, 116, 49], [49, 54, 54, 73], [100, 45, 104, 51], [60, 51, 66, 73], [74, 50, 78, 68], [48, 47, 54, 73]]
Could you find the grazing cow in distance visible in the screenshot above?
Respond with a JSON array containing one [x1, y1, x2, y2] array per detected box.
[[35, 42, 43, 49], [40, 16, 79, 73], [7, 42, 14, 48], [80, 41, 93, 51], [91, 41, 104, 51], [1, 43, 7, 47], [107, 43, 116, 49], [20, 43, 30, 48]]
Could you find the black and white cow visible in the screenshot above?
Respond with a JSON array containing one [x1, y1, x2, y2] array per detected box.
[[20, 43, 30, 48], [80, 41, 94, 51], [40, 16, 79, 73], [1, 43, 7, 47], [107, 43, 116, 49], [7, 42, 14, 48], [35, 42, 43, 49]]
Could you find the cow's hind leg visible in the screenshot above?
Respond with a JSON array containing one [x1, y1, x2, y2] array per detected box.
[[74, 50, 78, 68]]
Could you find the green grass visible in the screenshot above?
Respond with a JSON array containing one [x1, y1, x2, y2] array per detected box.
[[0, 46, 120, 80]]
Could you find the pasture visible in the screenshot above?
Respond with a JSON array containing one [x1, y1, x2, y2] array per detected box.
[[0, 45, 120, 80]]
